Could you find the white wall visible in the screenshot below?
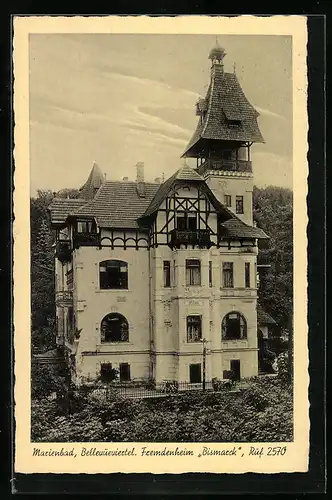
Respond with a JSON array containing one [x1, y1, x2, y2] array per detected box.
[[205, 172, 254, 225]]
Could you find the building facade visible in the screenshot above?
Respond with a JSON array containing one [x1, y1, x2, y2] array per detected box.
[[49, 45, 270, 385]]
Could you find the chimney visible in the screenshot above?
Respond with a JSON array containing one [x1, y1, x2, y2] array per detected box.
[[136, 162, 145, 183], [122, 176, 129, 181], [136, 162, 146, 197], [154, 177, 161, 184]]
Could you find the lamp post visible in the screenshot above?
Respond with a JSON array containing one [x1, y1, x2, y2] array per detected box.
[[201, 338, 210, 391]]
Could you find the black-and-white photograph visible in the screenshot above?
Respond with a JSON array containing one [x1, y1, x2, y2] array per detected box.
[[28, 32, 295, 445]]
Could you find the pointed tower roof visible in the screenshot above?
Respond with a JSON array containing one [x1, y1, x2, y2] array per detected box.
[[79, 161, 105, 200], [182, 47, 264, 157]]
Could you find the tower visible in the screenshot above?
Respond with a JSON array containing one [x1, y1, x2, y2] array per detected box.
[[182, 43, 264, 226]]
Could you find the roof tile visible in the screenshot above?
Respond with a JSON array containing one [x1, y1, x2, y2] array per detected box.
[[183, 68, 264, 157]]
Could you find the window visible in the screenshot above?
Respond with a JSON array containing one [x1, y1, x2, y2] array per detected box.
[[209, 261, 213, 287], [189, 364, 202, 383], [186, 259, 201, 286], [187, 213, 197, 230], [163, 261, 171, 287], [222, 262, 234, 288], [101, 313, 129, 342], [100, 363, 117, 382], [67, 307, 74, 335], [245, 262, 250, 288], [222, 312, 247, 340], [77, 220, 96, 233], [187, 315, 202, 342], [224, 195, 232, 207], [236, 196, 244, 214], [176, 212, 197, 230], [119, 363, 131, 382], [99, 260, 128, 289]]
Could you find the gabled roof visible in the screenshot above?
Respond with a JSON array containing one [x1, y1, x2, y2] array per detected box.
[[79, 162, 105, 200], [139, 165, 206, 219], [219, 218, 269, 240], [73, 181, 159, 229], [257, 304, 277, 325], [183, 66, 264, 157], [48, 198, 86, 225]]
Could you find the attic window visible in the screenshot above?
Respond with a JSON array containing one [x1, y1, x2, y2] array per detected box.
[[223, 109, 242, 126], [225, 117, 241, 126]]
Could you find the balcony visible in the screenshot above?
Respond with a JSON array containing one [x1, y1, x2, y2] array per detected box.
[[55, 290, 73, 307], [169, 229, 211, 249], [55, 240, 72, 263], [257, 253, 271, 269], [198, 158, 252, 174], [73, 232, 100, 248]]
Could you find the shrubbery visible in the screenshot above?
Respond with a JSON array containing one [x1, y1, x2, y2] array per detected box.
[[31, 375, 293, 443]]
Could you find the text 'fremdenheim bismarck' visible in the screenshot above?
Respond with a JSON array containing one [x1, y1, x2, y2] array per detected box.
[[32, 446, 243, 458]]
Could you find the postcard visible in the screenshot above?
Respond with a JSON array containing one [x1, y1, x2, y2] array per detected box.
[[13, 15, 309, 475]]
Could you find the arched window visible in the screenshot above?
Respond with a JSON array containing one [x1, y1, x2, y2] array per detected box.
[[99, 260, 128, 289], [222, 312, 247, 340], [101, 313, 129, 342]]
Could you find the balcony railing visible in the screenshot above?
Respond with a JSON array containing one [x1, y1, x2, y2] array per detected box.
[[73, 232, 100, 248], [169, 229, 211, 249], [257, 253, 271, 268], [198, 158, 252, 174], [55, 240, 72, 263], [55, 290, 73, 307]]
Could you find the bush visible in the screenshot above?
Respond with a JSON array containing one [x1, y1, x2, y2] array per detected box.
[[277, 352, 290, 385], [212, 377, 224, 392], [31, 376, 293, 443], [31, 362, 69, 400], [160, 380, 178, 394]]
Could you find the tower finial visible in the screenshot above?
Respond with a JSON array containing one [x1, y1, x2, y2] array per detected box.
[[233, 62, 236, 74]]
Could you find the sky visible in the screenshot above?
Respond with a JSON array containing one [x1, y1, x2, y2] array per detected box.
[[29, 34, 293, 195]]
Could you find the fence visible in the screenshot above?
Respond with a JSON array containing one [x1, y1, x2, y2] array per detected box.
[[81, 379, 236, 400]]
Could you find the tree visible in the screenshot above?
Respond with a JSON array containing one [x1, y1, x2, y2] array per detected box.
[[30, 191, 56, 352], [253, 186, 293, 382], [30, 188, 81, 353]]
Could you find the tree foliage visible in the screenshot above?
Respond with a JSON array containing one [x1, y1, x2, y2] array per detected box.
[[31, 376, 293, 443], [253, 185, 293, 332], [30, 189, 80, 353]]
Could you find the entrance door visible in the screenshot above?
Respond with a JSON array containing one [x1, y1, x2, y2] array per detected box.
[[230, 359, 241, 381], [189, 363, 202, 383]]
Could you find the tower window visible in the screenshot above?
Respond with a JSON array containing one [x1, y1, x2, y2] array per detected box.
[[222, 262, 234, 288], [245, 262, 250, 288], [163, 261, 171, 287], [99, 260, 128, 289], [224, 195, 232, 207], [236, 196, 244, 214], [101, 313, 129, 342], [186, 259, 201, 286], [222, 312, 247, 340], [189, 363, 202, 383], [187, 316, 202, 342]]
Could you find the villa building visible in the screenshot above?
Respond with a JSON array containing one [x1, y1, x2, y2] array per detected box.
[[49, 44, 271, 385]]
